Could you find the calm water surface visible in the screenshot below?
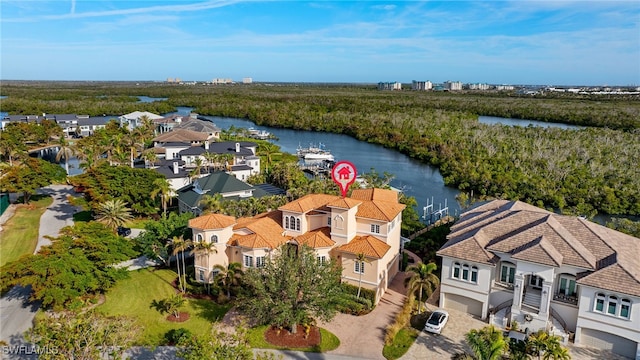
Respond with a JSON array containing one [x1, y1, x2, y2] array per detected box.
[[204, 115, 462, 219]]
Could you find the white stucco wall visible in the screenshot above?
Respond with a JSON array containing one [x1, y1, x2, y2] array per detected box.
[[575, 286, 640, 345]]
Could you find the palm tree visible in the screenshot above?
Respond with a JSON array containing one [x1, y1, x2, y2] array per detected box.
[[94, 199, 133, 231], [404, 262, 440, 314], [355, 253, 370, 299], [528, 330, 570, 360], [141, 148, 158, 168], [151, 178, 173, 217], [167, 236, 192, 294], [189, 157, 203, 183], [191, 241, 217, 294], [55, 136, 76, 175], [214, 262, 244, 298], [257, 142, 281, 169], [465, 326, 509, 360], [200, 193, 224, 214]]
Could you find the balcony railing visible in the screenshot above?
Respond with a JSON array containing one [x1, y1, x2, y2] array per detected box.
[[553, 293, 578, 306]]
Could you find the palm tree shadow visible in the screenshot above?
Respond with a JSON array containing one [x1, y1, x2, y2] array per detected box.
[[189, 298, 229, 323]]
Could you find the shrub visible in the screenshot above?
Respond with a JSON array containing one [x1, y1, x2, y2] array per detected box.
[[341, 283, 376, 305], [165, 328, 192, 345], [385, 295, 414, 345]]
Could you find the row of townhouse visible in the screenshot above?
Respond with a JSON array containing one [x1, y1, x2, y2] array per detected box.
[[437, 200, 640, 359], [188, 188, 406, 304]]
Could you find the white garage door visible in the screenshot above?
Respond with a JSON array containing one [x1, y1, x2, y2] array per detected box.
[[444, 293, 483, 317], [580, 328, 637, 359]]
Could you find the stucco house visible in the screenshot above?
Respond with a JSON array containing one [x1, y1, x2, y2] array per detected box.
[[188, 188, 405, 304], [119, 111, 164, 131], [437, 200, 640, 359]]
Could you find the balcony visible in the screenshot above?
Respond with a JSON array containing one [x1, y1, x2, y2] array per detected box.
[[553, 293, 578, 306]]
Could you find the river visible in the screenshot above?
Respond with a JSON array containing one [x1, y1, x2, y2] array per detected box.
[[48, 107, 606, 223], [202, 114, 461, 221]]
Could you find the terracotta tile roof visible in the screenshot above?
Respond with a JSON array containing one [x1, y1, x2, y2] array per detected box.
[[231, 233, 282, 249], [188, 213, 236, 230], [356, 201, 406, 221], [278, 194, 341, 213], [294, 228, 335, 248], [337, 235, 391, 259], [350, 188, 398, 203], [438, 200, 640, 297], [327, 197, 361, 209]]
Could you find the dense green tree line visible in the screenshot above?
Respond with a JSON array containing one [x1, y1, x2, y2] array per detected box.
[[2, 82, 639, 215]]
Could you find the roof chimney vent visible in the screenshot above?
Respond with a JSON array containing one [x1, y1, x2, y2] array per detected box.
[[173, 161, 179, 174], [235, 142, 240, 153]]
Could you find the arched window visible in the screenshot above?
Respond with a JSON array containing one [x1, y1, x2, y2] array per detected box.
[[594, 293, 605, 312], [296, 218, 300, 231], [334, 215, 344, 230], [607, 295, 618, 315], [196, 233, 203, 242], [453, 262, 461, 279], [462, 264, 470, 281], [471, 266, 478, 283], [210, 235, 218, 243], [620, 299, 631, 319]]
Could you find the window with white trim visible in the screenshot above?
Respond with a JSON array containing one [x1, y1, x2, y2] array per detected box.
[[327, 217, 331, 226], [452, 262, 478, 283], [558, 275, 576, 297], [256, 256, 266, 268], [243, 255, 253, 268], [211, 235, 218, 243], [354, 260, 365, 274], [317, 256, 326, 265], [371, 224, 380, 234], [199, 269, 205, 282], [196, 233, 203, 242], [285, 216, 290, 229], [500, 263, 516, 285], [296, 218, 300, 231], [594, 292, 632, 319]]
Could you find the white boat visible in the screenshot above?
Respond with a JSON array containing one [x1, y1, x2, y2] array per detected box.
[[305, 152, 334, 161], [247, 127, 272, 139]]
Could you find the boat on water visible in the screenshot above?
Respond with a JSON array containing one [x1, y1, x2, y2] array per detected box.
[[297, 143, 334, 161], [247, 127, 272, 140]]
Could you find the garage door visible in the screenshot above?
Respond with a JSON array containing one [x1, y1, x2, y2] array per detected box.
[[580, 328, 637, 359], [444, 293, 483, 317]]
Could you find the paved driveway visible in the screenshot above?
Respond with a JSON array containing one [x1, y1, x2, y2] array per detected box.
[[400, 308, 486, 360]]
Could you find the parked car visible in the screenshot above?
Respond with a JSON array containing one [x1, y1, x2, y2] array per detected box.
[[117, 226, 132, 237], [424, 309, 449, 334]]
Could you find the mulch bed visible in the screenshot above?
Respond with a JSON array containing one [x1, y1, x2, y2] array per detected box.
[[264, 325, 321, 348], [167, 312, 190, 322]]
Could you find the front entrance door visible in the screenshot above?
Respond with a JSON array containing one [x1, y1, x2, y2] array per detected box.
[[529, 275, 543, 289]]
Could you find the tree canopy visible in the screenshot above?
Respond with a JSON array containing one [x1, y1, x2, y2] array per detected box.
[[70, 162, 165, 215], [238, 244, 344, 333], [1, 222, 137, 310], [0, 157, 67, 203]]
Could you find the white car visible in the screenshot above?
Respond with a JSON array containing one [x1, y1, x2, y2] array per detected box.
[[424, 309, 449, 334]]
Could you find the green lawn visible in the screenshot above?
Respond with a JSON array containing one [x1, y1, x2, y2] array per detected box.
[[0, 196, 53, 267], [247, 325, 340, 353], [382, 328, 420, 360], [97, 268, 231, 346]]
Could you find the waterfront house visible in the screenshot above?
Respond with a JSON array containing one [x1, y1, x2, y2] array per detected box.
[[176, 172, 269, 215], [437, 200, 640, 359], [188, 188, 405, 304], [119, 111, 163, 131]]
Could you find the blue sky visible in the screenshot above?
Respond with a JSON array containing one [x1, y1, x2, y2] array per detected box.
[[1, 1, 639, 85]]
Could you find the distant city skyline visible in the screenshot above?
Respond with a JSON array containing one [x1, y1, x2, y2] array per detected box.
[[1, 1, 639, 86]]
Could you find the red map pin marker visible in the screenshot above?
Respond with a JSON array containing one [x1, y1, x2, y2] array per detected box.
[[331, 160, 357, 197]]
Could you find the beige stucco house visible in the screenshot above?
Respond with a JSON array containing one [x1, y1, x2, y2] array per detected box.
[[188, 188, 405, 304]]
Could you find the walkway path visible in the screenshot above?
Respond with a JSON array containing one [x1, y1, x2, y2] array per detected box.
[[0, 185, 78, 354]]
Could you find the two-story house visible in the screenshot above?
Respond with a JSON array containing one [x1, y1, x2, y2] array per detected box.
[[188, 188, 405, 304], [437, 200, 640, 359]]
